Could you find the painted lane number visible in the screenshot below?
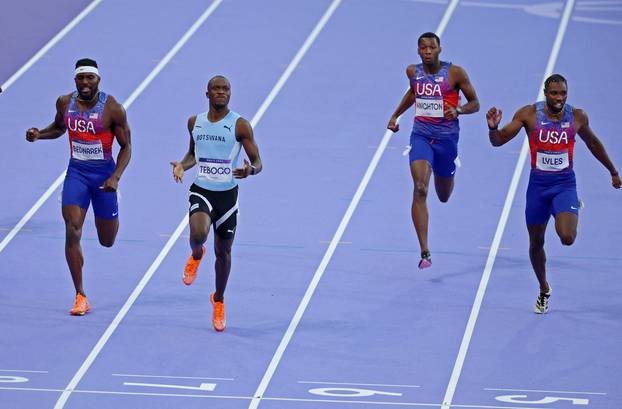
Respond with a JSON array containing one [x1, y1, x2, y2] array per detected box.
[[309, 387, 402, 398], [496, 394, 589, 405]]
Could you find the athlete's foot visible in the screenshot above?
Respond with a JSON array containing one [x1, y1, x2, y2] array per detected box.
[[418, 250, 432, 269], [183, 246, 206, 286], [210, 293, 226, 332], [69, 293, 91, 316], [534, 286, 552, 314]]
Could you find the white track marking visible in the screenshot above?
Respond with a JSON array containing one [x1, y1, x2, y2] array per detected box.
[[440, 1, 576, 408], [52, 0, 340, 407], [112, 373, 234, 380], [299, 381, 420, 388], [484, 387, 607, 395], [52, 1, 225, 407], [0, 0, 223, 257], [0, 0, 102, 92], [247, 2, 459, 409]]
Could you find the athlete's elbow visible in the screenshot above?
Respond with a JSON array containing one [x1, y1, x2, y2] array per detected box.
[[489, 137, 502, 147]]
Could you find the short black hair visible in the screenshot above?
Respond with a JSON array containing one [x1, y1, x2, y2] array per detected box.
[[207, 75, 229, 89], [418, 32, 440, 46], [75, 58, 98, 69], [544, 73, 567, 90]]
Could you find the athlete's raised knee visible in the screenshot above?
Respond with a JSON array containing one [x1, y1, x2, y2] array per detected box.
[[414, 182, 428, 198], [98, 236, 115, 247], [559, 233, 575, 246]]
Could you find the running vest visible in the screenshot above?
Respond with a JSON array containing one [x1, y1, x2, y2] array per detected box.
[[410, 61, 460, 135], [529, 101, 576, 175], [64, 92, 114, 161], [192, 110, 242, 191]]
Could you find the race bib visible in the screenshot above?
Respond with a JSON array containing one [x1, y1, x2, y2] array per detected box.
[[71, 139, 104, 160], [536, 151, 569, 171], [198, 158, 232, 183], [415, 98, 444, 118]]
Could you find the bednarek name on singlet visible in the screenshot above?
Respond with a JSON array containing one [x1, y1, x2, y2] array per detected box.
[[410, 61, 460, 136], [64, 92, 114, 162], [192, 110, 241, 191], [529, 101, 576, 175]]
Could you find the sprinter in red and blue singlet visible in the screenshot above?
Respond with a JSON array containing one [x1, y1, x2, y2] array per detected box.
[[387, 32, 480, 269], [26, 58, 131, 316], [487, 74, 620, 314]]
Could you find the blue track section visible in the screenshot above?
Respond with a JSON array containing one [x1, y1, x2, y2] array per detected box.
[[0, 1, 620, 409]]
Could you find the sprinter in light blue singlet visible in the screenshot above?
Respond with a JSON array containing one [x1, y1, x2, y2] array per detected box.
[[192, 110, 242, 192], [170, 76, 262, 332]]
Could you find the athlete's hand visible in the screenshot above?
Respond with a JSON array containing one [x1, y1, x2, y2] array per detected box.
[[26, 128, 40, 142], [170, 161, 184, 183], [387, 117, 399, 133], [444, 106, 458, 121], [233, 159, 251, 179], [612, 174, 621, 189], [100, 176, 119, 192], [486, 107, 503, 129]]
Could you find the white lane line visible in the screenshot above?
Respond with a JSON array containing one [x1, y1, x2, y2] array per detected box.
[[112, 373, 234, 381], [51, 1, 225, 408], [299, 381, 420, 388], [3, 386, 583, 408], [0, 369, 48, 373], [247, 2, 459, 409], [0, 0, 102, 92], [53, 0, 341, 406], [0, 0, 223, 257], [484, 387, 607, 395], [440, 1, 576, 408]]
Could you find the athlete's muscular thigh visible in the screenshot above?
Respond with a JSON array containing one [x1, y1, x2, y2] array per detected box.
[[554, 211, 577, 245], [95, 217, 119, 247]]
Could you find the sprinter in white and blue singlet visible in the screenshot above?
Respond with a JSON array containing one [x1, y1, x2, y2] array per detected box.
[[387, 32, 480, 269], [171, 75, 262, 332], [487, 74, 621, 314], [26, 58, 131, 316]]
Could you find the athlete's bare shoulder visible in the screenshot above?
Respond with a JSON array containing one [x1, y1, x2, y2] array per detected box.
[[572, 107, 589, 129], [57, 93, 72, 110], [406, 64, 417, 79], [187, 115, 197, 132]]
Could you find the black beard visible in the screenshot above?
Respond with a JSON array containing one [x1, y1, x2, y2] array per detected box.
[[77, 90, 99, 103]]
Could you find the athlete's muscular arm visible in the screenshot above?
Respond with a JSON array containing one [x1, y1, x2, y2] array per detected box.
[[26, 96, 68, 141], [486, 105, 531, 147], [387, 65, 416, 132], [233, 118, 262, 179], [170, 116, 197, 183], [446, 65, 479, 120], [575, 109, 621, 189], [101, 97, 132, 192]]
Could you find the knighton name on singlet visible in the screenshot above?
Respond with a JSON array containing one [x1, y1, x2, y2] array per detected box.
[[196, 134, 226, 142]]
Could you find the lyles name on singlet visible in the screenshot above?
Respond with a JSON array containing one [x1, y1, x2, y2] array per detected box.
[[530, 102, 575, 173]]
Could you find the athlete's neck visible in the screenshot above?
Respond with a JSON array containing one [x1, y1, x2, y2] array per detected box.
[[208, 107, 230, 122], [422, 61, 442, 75], [544, 104, 564, 121], [77, 90, 100, 106]]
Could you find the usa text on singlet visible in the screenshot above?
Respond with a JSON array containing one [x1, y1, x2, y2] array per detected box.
[[410, 61, 460, 136], [65, 92, 114, 161]]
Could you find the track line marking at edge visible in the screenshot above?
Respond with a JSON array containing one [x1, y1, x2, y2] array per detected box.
[[51, 1, 225, 407], [0, 0, 104, 254], [0, 0, 225, 256], [52, 0, 339, 407], [0, 0, 103, 92], [440, 1, 576, 408], [247, 1, 459, 408]]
